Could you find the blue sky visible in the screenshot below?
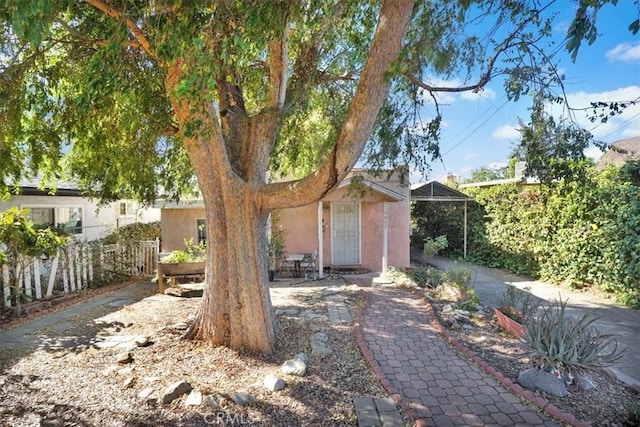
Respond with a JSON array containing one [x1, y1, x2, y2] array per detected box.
[[416, 1, 640, 183]]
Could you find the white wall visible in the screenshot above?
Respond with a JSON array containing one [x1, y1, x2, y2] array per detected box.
[[0, 195, 160, 241]]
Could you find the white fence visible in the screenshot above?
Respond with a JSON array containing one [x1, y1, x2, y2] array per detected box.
[[1, 240, 158, 310]]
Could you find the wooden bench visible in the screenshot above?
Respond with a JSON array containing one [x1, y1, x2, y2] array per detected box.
[[156, 261, 206, 293]]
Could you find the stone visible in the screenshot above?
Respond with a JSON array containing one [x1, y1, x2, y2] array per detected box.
[[135, 336, 152, 347], [576, 374, 596, 391], [442, 304, 453, 313], [309, 323, 323, 332], [102, 366, 119, 376], [311, 346, 332, 359], [138, 387, 156, 404], [263, 374, 285, 392], [161, 380, 193, 404], [281, 358, 307, 376], [123, 377, 135, 389], [453, 313, 473, 324], [295, 353, 309, 363], [204, 394, 225, 410], [231, 393, 254, 405], [454, 309, 471, 317], [116, 352, 133, 364], [462, 324, 474, 330], [118, 366, 134, 376], [171, 322, 189, 330], [185, 389, 203, 406], [517, 368, 568, 397], [276, 308, 300, 316], [311, 332, 328, 343]]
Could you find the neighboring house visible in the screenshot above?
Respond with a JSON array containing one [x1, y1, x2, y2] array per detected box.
[[598, 136, 640, 168], [0, 179, 160, 241], [157, 169, 411, 274], [458, 161, 539, 189]]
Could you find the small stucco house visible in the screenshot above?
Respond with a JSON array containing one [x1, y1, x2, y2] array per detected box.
[[0, 179, 160, 241], [157, 169, 411, 275]]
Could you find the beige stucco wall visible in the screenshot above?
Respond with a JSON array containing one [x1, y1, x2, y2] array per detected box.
[[160, 208, 204, 252]]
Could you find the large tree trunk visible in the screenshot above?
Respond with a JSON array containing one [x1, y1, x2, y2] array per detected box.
[[173, 0, 415, 354], [184, 187, 277, 353]]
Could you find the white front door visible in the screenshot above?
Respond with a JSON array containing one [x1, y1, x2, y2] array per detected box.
[[331, 202, 360, 265]]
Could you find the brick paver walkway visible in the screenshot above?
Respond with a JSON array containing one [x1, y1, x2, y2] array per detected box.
[[359, 286, 561, 426]]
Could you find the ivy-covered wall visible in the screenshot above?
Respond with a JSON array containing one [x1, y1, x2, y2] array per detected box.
[[412, 162, 640, 307]]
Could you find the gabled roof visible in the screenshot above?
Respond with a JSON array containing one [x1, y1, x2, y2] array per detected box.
[[598, 136, 640, 168], [336, 177, 405, 202], [7, 177, 83, 197], [411, 181, 471, 201]]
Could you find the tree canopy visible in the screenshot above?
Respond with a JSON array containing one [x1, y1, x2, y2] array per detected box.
[[1, 0, 634, 202]]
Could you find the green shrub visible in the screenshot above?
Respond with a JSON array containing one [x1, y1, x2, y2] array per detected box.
[[524, 297, 622, 375], [441, 265, 479, 311], [161, 238, 205, 263], [382, 266, 442, 288], [102, 221, 160, 245], [498, 285, 539, 324], [422, 235, 448, 261]]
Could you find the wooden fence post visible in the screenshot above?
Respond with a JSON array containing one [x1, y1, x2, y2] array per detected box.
[[33, 257, 42, 300], [2, 265, 10, 308], [46, 252, 59, 297]]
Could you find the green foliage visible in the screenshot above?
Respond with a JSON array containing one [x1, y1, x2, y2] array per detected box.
[[441, 265, 478, 311], [382, 266, 442, 289], [161, 239, 205, 264], [0, 1, 632, 201], [422, 235, 448, 261], [0, 207, 67, 314], [411, 201, 466, 257], [452, 161, 640, 306], [267, 220, 287, 269], [498, 285, 539, 324], [524, 297, 623, 375], [0, 207, 67, 259], [102, 222, 160, 245]]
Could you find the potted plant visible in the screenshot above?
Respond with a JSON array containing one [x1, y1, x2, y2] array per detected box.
[[494, 285, 538, 339], [267, 224, 286, 282], [157, 239, 206, 292]]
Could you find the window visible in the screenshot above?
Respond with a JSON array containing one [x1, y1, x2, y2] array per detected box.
[[118, 201, 135, 217], [26, 206, 83, 235], [196, 219, 206, 245]]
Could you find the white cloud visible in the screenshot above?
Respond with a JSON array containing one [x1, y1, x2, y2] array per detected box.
[[488, 161, 508, 170], [584, 145, 604, 162], [606, 42, 640, 62], [559, 86, 640, 141], [460, 87, 496, 101], [491, 124, 521, 141]]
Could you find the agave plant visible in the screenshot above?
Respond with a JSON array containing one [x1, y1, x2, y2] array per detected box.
[[524, 297, 623, 377]]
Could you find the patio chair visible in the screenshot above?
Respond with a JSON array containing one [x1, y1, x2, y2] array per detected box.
[[277, 257, 295, 278], [300, 250, 318, 279]]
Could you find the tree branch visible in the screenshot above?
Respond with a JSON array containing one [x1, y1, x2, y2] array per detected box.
[[259, 0, 416, 210], [86, 0, 158, 61]]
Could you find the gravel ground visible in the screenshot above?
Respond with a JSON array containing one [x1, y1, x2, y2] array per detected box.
[[0, 278, 399, 427]]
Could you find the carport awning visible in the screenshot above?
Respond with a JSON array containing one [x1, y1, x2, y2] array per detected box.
[[411, 181, 471, 202], [411, 181, 472, 258]]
